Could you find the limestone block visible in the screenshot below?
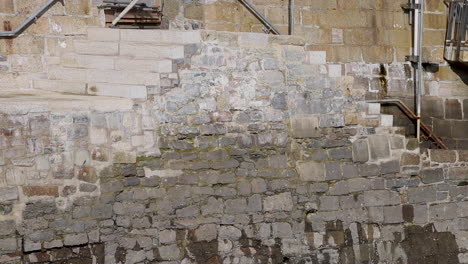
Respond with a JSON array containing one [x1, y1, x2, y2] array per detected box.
[[49, 16, 98, 35], [120, 43, 184, 59], [34, 79, 86, 94], [238, 32, 269, 47], [74, 40, 119, 56], [307, 51, 327, 64], [290, 117, 320, 138], [0, 0, 14, 13], [296, 161, 325, 182], [88, 83, 147, 99], [1, 34, 45, 56], [380, 114, 393, 127], [87, 27, 120, 42], [61, 54, 114, 69], [120, 29, 201, 44], [10, 55, 44, 72], [6, 168, 26, 185], [112, 152, 137, 164], [367, 103, 381, 115], [87, 70, 159, 86], [115, 58, 172, 73]]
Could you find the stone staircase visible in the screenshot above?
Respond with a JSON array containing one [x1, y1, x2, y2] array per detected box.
[[34, 28, 201, 98]]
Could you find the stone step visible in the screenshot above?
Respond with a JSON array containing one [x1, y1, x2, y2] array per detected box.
[[87, 27, 202, 44], [58, 54, 173, 73], [73, 39, 185, 59]]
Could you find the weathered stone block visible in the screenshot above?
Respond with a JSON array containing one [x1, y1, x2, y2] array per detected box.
[[407, 186, 437, 203], [430, 149, 457, 163], [158, 244, 181, 260], [74, 40, 119, 55], [194, 224, 217, 242], [263, 192, 294, 212], [64, 233, 88, 246], [383, 205, 403, 224], [368, 135, 390, 161], [421, 168, 444, 183], [23, 186, 59, 197], [429, 203, 457, 221], [0, 187, 18, 202], [352, 139, 369, 163], [218, 226, 242, 240], [325, 162, 342, 180], [448, 167, 468, 180], [296, 161, 325, 182], [290, 117, 320, 138], [362, 190, 400, 206], [445, 99, 462, 120]]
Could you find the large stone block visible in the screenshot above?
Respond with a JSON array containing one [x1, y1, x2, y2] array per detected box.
[[74, 40, 119, 56], [23, 186, 59, 197], [263, 192, 294, 212], [88, 83, 147, 99], [361, 190, 400, 206], [368, 135, 390, 161], [296, 161, 325, 182], [448, 167, 468, 180], [407, 186, 437, 203], [0, 187, 18, 202], [290, 117, 320, 138], [352, 139, 369, 162], [87, 27, 120, 42], [445, 99, 463, 120], [120, 29, 201, 44], [430, 149, 457, 163], [120, 43, 184, 59]]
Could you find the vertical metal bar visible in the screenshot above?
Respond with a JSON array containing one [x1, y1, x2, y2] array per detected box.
[[289, 0, 295, 35], [414, 0, 424, 142], [111, 0, 140, 27]]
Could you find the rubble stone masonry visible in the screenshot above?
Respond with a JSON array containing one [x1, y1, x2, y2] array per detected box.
[[0, 28, 465, 263], [0, 0, 466, 263]]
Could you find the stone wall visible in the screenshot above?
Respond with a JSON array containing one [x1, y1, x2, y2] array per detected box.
[[0, 29, 467, 264], [169, 0, 468, 146]]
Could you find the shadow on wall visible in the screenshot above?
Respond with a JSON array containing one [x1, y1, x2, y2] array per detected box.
[[450, 65, 468, 85]]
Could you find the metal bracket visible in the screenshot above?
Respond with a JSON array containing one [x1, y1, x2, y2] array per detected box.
[[401, 3, 422, 10], [405, 55, 419, 63]]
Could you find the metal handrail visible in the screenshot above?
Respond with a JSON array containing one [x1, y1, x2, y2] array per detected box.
[[238, 0, 282, 35], [366, 99, 449, 149], [0, 0, 61, 38]]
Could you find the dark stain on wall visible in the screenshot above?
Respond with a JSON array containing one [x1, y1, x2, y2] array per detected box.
[[401, 224, 460, 264]]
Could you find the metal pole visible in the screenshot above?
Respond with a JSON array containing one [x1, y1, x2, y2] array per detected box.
[[238, 0, 282, 35], [414, 0, 424, 142], [289, 0, 295, 35], [0, 0, 60, 38], [111, 0, 140, 27]]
